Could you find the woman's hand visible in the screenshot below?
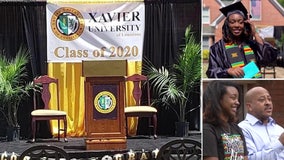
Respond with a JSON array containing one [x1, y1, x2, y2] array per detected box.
[[227, 67, 244, 78], [245, 16, 264, 45], [245, 19, 256, 36]]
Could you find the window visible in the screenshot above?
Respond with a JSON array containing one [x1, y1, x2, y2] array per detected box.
[[220, 0, 234, 6], [202, 36, 210, 50], [202, 7, 210, 24], [250, 0, 261, 20]]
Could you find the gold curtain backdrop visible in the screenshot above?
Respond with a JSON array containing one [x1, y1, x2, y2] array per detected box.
[[46, 0, 144, 137], [48, 61, 142, 137]]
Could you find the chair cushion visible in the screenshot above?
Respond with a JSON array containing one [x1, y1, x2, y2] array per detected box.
[[31, 109, 67, 116], [125, 106, 157, 113]]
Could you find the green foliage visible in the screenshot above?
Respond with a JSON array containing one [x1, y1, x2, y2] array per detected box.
[[278, 0, 284, 7], [276, 33, 284, 53], [0, 45, 33, 127], [143, 25, 201, 122], [202, 49, 209, 60]]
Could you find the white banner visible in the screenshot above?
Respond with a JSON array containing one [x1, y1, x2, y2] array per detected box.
[[46, 2, 145, 62], [258, 26, 274, 39]]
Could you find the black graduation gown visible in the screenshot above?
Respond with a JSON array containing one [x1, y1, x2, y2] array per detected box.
[[206, 39, 278, 78]]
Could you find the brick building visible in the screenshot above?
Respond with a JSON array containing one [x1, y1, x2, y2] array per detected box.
[[202, 0, 284, 50]]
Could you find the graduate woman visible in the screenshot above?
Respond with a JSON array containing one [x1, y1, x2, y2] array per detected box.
[[206, 1, 278, 78]]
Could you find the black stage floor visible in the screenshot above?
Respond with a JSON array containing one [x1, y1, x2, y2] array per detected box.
[[0, 134, 201, 159]]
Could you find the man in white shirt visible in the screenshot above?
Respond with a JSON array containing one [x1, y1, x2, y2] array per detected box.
[[238, 87, 284, 160]]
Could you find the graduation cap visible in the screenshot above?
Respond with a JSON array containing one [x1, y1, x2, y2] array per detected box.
[[220, 1, 251, 19]]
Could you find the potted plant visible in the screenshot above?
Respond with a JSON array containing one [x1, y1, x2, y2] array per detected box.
[[143, 25, 201, 137], [0, 45, 34, 141]]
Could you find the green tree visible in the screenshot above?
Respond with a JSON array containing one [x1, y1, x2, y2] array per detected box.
[[278, 0, 284, 7], [0, 45, 33, 128], [143, 25, 201, 123]]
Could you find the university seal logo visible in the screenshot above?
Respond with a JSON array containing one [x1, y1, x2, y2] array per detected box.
[[94, 91, 116, 114], [51, 7, 85, 41]]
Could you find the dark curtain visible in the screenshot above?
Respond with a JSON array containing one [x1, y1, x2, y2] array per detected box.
[[0, 0, 201, 138], [143, 1, 176, 68], [22, 2, 47, 76], [0, 3, 26, 58], [143, 0, 201, 68], [0, 2, 47, 77], [21, 2, 52, 139], [0, 2, 50, 139], [139, 0, 201, 135]]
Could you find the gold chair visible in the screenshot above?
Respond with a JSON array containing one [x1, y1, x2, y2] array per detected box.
[[31, 75, 67, 142], [125, 74, 157, 139]]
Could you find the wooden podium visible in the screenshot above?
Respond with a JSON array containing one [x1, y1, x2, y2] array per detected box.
[[83, 60, 127, 150]]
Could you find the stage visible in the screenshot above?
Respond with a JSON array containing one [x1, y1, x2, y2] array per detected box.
[[0, 134, 201, 159]]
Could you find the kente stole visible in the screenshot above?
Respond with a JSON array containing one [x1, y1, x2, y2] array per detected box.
[[225, 43, 261, 78]]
